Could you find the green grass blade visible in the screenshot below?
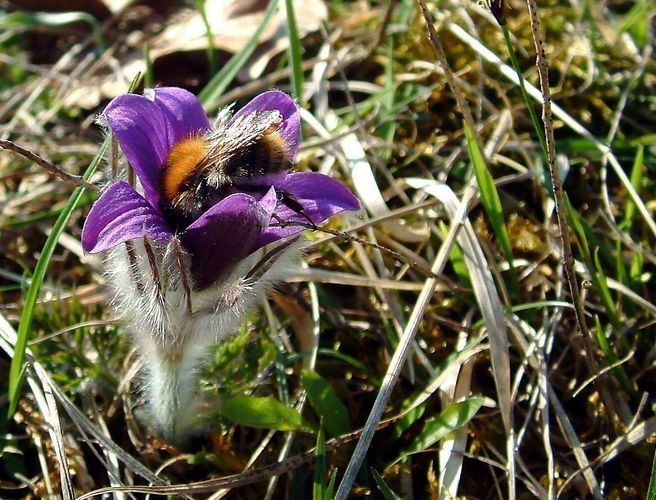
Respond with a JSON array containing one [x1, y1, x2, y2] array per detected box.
[[302, 369, 351, 438], [195, 0, 217, 76], [7, 139, 108, 417], [371, 468, 400, 500], [593, 316, 633, 394], [616, 0, 655, 47], [621, 146, 644, 231], [316, 348, 381, 386], [592, 249, 620, 330], [403, 397, 484, 456], [323, 470, 337, 500], [629, 250, 643, 290], [564, 194, 591, 258], [198, 0, 278, 106], [6, 74, 142, 418], [648, 444, 656, 500], [463, 121, 516, 285], [565, 195, 621, 330], [501, 26, 552, 197], [144, 43, 153, 88], [313, 421, 327, 500], [439, 221, 470, 287], [284, 0, 303, 100]]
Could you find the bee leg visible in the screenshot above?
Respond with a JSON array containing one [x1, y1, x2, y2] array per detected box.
[[277, 190, 317, 230]]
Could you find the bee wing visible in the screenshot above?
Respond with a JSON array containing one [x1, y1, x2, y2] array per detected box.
[[187, 109, 284, 193], [205, 109, 283, 164]]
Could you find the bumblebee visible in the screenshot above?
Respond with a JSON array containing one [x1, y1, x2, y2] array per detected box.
[[160, 109, 291, 228]]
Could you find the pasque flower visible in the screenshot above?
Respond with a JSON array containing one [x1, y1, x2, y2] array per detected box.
[[83, 88, 358, 287], [82, 88, 358, 442]]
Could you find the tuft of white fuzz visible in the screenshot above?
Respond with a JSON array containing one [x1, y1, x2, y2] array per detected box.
[[103, 237, 303, 443]]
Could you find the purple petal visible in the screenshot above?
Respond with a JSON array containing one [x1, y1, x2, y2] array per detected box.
[[152, 87, 210, 145], [181, 192, 273, 289], [82, 181, 173, 254], [232, 90, 301, 159], [102, 94, 174, 207], [255, 172, 360, 248]]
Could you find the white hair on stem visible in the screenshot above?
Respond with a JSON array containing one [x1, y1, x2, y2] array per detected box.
[[103, 236, 303, 443]]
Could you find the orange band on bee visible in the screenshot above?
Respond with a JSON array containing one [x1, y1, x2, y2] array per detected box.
[[160, 136, 207, 203]]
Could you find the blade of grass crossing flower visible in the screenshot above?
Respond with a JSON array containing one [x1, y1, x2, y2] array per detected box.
[[199, 0, 278, 106], [371, 468, 401, 500], [313, 421, 327, 500], [7, 138, 108, 418], [195, 0, 217, 76], [463, 121, 517, 291], [283, 0, 303, 101]]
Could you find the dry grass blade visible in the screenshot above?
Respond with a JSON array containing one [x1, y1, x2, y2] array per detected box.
[[412, 7, 516, 494], [408, 178, 515, 489], [523, 0, 618, 425], [338, 128, 428, 243], [289, 267, 433, 291], [0, 314, 74, 500], [334, 181, 478, 499], [548, 387, 603, 499], [0, 313, 166, 488], [596, 415, 656, 465], [0, 140, 100, 192]]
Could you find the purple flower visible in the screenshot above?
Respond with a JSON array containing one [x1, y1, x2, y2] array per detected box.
[[82, 88, 359, 288]]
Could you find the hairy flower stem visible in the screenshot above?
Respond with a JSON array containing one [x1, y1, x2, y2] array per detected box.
[[144, 345, 205, 444]]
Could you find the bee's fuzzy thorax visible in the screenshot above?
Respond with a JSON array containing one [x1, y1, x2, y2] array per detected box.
[[160, 136, 207, 204]]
